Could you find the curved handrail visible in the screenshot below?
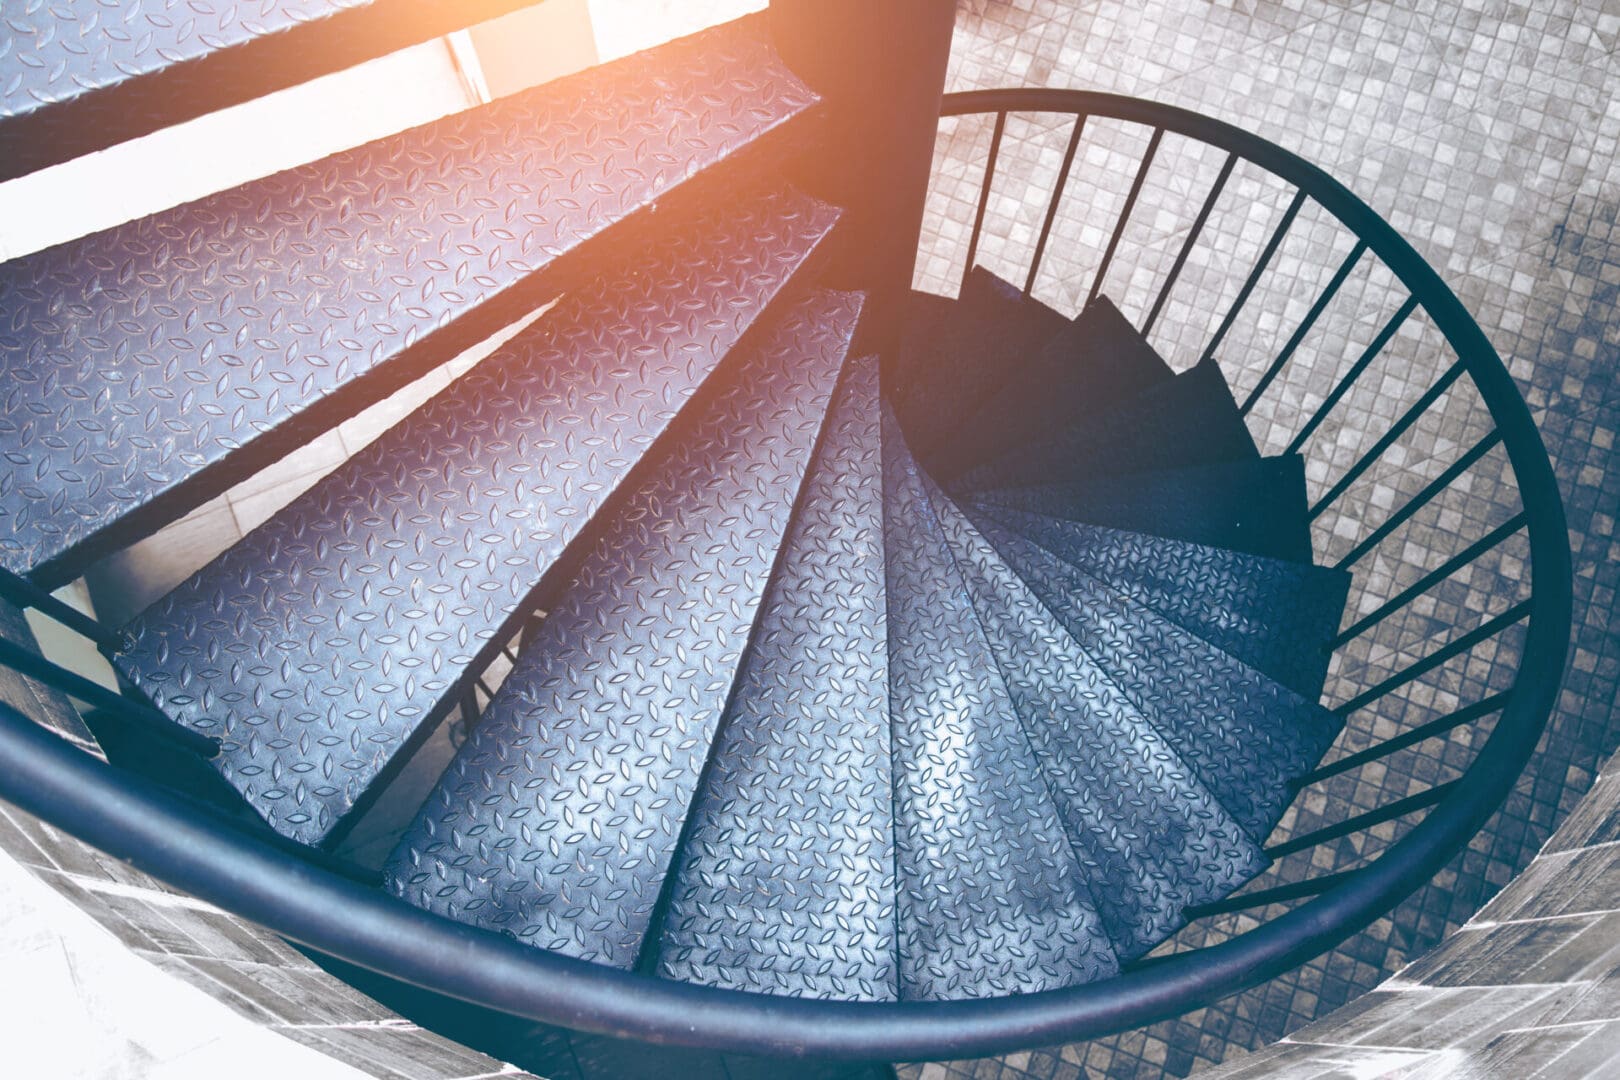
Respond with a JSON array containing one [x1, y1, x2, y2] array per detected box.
[[0, 89, 1572, 1062]]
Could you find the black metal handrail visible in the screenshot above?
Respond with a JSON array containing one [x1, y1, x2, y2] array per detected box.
[[0, 89, 1572, 1062]]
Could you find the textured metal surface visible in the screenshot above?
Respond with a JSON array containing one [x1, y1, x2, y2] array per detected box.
[[894, 267, 1066, 461], [929, 295, 1174, 482], [881, 409, 1117, 1000], [974, 454, 1312, 562], [953, 356, 1259, 494], [385, 289, 862, 968], [0, 0, 358, 118], [928, 485, 1268, 958], [984, 508, 1349, 700], [0, 14, 818, 583], [0, 1, 539, 180], [115, 186, 840, 846], [657, 354, 896, 1001], [962, 507, 1341, 843]]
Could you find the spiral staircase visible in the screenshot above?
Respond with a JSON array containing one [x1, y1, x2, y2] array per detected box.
[[0, 3, 1573, 1078]]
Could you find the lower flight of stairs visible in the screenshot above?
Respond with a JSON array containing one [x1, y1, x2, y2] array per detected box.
[[365, 262, 1352, 1005]]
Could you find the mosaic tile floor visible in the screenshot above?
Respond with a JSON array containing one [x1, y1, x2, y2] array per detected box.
[[898, 1, 1620, 1077]]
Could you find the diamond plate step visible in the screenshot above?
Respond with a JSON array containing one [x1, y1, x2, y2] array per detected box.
[[0, 14, 818, 584], [982, 507, 1350, 701], [953, 356, 1259, 494], [0, 0, 539, 181], [893, 267, 1067, 462], [927, 484, 1268, 959], [114, 186, 841, 847], [961, 505, 1342, 843], [384, 288, 863, 969], [656, 353, 896, 1002], [930, 295, 1175, 482], [974, 454, 1313, 562], [881, 410, 1117, 1000]]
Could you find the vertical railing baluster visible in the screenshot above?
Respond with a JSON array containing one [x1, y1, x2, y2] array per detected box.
[[1290, 693, 1511, 789], [1088, 126, 1164, 305], [1264, 783, 1457, 858], [1308, 359, 1466, 521], [0, 638, 218, 756], [1331, 512, 1527, 647], [1331, 600, 1532, 717], [0, 566, 124, 652], [1200, 188, 1307, 364], [1024, 112, 1087, 296], [1141, 151, 1237, 337], [1335, 430, 1505, 570], [1238, 239, 1368, 415], [1287, 296, 1420, 453], [1185, 869, 1362, 919], [962, 109, 1007, 290]]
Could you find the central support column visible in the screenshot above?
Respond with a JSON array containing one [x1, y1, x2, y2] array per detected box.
[[769, 0, 955, 373]]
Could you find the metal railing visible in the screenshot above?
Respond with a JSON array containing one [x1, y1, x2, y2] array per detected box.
[[0, 89, 1572, 1062], [931, 89, 1570, 940]]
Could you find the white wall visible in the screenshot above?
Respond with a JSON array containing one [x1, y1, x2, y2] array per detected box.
[[586, 0, 765, 61]]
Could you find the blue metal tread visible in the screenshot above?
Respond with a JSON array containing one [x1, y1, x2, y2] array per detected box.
[[0, 0, 539, 181], [926, 483, 1269, 958], [0, 14, 819, 585], [929, 294, 1175, 482], [113, 185, 841, 847], [655, 353, 897, 1002], [973, 453, 1313, 562], [953, 355, 1259, 494], [892, 267, 1067, 462], [881, 409, 1118, 999], [384, 288, 863, 969], [980, 507, 1349, 701], [959, 505, 1342, 843]]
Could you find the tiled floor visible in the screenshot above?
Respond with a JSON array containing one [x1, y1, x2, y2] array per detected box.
[[0, 843, 368, 1080], [899, 1, 1620, 1077], [1187, 750, 1620, 1077]]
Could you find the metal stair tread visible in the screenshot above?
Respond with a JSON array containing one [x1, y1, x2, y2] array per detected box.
[[113, 185, 840, 847], [881, 408, 1118, 1000], [960, 502, 1343, 843], [931, 293, 1176, 481], [980, 507, 1350, 700], [926, 481, 1270, 959], [0, 13, 818, 584], [893, 267, 1067, 461], [656, 353, 896, 1002], [953, 355, 1259, 493], [973, 453, 1313, 562], [383, 287, 862, 969]]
